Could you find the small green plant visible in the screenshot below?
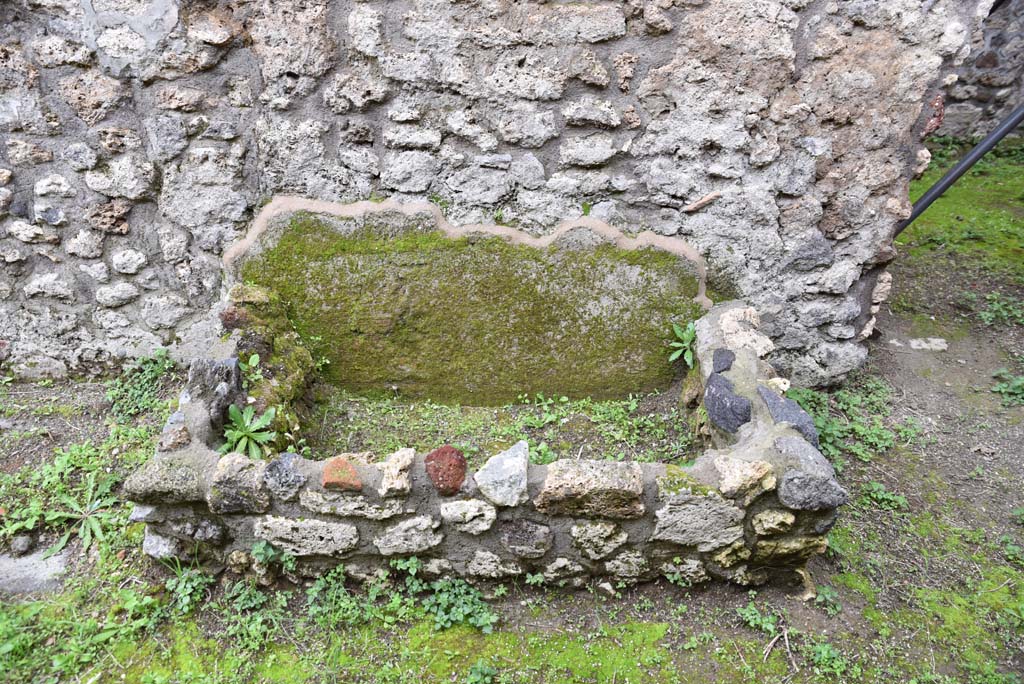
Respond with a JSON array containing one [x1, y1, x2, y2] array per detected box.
[[163, 559, 215, 614], [736, 592, 778, 635], [999, 535, 1023, 566], [991, 369, 1024, 406], [808, 640, 862, 679], [524, 573, 545, 587], [238, 353, 264, 389], [251, 540, 296, 573], [978, 293, 1024, 326], [105, 349, 175, 420], [528, 441, 557, 465], [41, 471, 117, 558], [668, 321, 697, 368], [466, 659, 498, 684], [859, 482, 909, 512], [1012, 508, 1024, 526], [421, 578, 499, 633], [814, 585, 842, 616], [220, 405, 277, 458], [581, 201, 592, 216], [220, 580, 288, 652]]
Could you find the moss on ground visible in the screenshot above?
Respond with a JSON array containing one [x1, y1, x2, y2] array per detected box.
[[239, 213, 704, 405], [901, 139, 1024, 283]]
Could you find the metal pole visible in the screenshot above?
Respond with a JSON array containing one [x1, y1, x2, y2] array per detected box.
[[895, 102, 1024, 237]]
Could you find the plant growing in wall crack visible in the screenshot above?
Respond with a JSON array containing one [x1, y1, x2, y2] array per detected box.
[[220, 405, 277, 459], [668, 321, 697, 368]]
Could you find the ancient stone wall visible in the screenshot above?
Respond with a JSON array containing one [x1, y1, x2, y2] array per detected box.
[[0, 0, 994, 386], [940, 0, 1024, 138], [125, 302, 847, 588]]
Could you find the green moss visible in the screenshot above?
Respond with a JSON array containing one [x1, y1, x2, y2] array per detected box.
[[657, 464, 713, 496], [405, 621, 676, 682], [239, 213, 705, 405], [902, 140, 1024, 282]]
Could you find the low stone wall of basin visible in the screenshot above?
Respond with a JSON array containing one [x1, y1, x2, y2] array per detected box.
[[126, 301, 846, 587]]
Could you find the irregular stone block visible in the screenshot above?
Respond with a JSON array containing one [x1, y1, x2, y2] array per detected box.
[[712, 348, 735, 373], [571, 521, 628, 560], [605, 550, 648, 578], [378, 448, 415, 498], [323, 455, 363, 492], [773, 437, 848, 511], [300, 490, 405, 520], [207, 453, 271, 514], [142, 527, 185, 560], [474, 440, 529, 507], [756, 386, 819, 447], [465, 550, 522, 578], [534, 460, 645, 519], [254, 516, 358, 557], [439, 500, 497, 535], [543, 557, 585, 584], [703, 372, 752, 434], [777, 471, 849, 511], [374, 516, 443, 555], [713, 455, 775, 502], [500, 520, 553, 559], [157, 411, 191, 452], [264, 452, 307, 501], [660, 558, 708, 585], [424, 446, 467, 496], [751, 509, 795, 536], [124, 446, 217, 504], [753, 536, 828, 562], [652, 493, 744, 552]]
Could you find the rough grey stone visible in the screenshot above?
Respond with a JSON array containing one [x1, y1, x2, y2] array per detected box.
[[703, 373, 752, 434], [112, 249, 148, 274], [9, 534, 33, 557], [254, 516, 358, 556], [660, 558, 708, 585], [439, 499, 497, 535], [605, 550, 648, 578], [141, 527, 184, 561], [473, 440, 529, 507], [374, 516, 443, 555], [465, 550, 521, 578], [652, 493, 744, 552], [558, 133, 618, 167], [756, 385, 819, 447], [500, 519, 553, 559], [535, 460, 645, 519], [0, 548, 68, 594], [778, 471, 849, 511], [96, 282, 140, 308], [300, 490, 405, 520], [571, 521, 628, 560], [263, 453, 307, 501], [207, 453, 271, 514], [124, 446, 217, 504]]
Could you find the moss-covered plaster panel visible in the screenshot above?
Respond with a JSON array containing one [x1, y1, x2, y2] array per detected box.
[[239, 212, 705, 405]]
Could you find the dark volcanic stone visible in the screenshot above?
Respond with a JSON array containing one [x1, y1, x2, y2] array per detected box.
[[424, 445, 467, 495], [756, 385, 819, 447], [778, 470, 849, 511], [703, 372, 751, 433], [500, 519, 553, 559], [264, 452, 307, 501], [711, 348, 735, 373]]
